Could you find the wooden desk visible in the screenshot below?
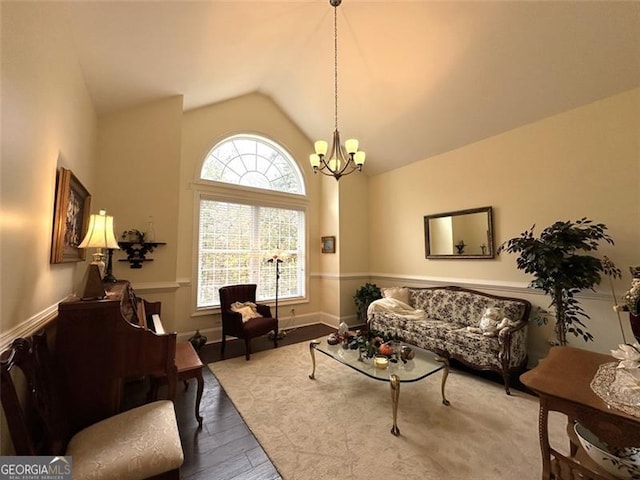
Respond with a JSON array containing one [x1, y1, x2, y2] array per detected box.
[[521, 346, 640, 480]]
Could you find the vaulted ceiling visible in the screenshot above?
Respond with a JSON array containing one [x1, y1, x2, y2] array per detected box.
[[47, 1, 640, 175]]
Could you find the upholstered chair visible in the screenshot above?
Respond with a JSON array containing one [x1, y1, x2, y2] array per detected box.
[[0, 333, 184, 480], [219, 284, 278, 360]]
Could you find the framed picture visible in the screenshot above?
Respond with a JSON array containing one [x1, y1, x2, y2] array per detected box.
[[321, 236, 336, 254], [50, 167, 92, 263]]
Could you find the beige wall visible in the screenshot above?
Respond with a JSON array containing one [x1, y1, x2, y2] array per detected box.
[[1, 2, 98, 340], [368, 88, 639, 362], [1, 2, 98, 454], [95, 96, 183, 332], [338, 172, 370, 322]]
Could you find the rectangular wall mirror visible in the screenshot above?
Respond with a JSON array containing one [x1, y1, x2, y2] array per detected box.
[[424, 206, 494, 259]]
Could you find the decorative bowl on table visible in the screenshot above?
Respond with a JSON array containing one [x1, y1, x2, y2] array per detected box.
[[574, 422, 640, 479], [401, 346, 415, 361]]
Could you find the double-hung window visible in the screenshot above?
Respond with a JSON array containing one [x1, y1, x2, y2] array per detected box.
[[196, 134, 307, 309]]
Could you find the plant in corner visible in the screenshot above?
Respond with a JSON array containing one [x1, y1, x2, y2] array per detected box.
[[353, 283, 382, 325], [498, 218, 621, 346]]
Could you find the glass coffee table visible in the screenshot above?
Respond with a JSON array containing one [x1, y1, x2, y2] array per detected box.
[[309, 335, 450, 436]]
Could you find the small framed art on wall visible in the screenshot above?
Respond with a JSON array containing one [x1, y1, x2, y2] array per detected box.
[[321, 236, 336, 254]]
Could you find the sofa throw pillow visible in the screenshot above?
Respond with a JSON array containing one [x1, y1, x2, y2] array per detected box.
[[230, 301, 263, 323], [382, 287, 410, 305]]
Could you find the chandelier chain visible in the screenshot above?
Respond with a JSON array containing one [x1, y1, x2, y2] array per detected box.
[[334, 4, 338, 132]]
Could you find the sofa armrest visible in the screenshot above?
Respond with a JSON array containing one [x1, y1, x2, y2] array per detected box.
[[222, 310, 245, 332], [498, 320, 528, 368], [255, 303, 272, 318], [498, 320, 527, 342]]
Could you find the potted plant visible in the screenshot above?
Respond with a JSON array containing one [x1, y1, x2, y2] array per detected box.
[[353, 283, 382, 324], [498, 218, 621, 346]]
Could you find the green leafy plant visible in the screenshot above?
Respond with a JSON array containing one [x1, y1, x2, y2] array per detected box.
[[353, 283, 382, 324], [498, 218, 621, 346]]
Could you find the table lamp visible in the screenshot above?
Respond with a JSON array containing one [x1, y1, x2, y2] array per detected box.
[[78, 209, 120, 299]]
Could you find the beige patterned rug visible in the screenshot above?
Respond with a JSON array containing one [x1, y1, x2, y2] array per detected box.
[[208, 341, 567, 480]]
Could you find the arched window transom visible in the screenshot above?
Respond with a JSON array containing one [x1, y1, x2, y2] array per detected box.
[[200, 134, 305, 195]]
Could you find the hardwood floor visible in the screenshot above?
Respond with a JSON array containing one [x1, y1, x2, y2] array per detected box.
[[125, 324, 334, 480]]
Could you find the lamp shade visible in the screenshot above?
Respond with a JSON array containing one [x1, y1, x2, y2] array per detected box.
[[78, 210, 120, 250]]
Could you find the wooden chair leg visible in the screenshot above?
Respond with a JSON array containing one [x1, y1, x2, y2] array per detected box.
[[245, 338, 251, 360], [221, 334, 226, 357], [273, 329, 278, 349]]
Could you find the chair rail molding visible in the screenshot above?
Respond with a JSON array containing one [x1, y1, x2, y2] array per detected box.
[[368, 273, 615, 302], [128, 281, 181, 294], [0, 300, 61, 351]]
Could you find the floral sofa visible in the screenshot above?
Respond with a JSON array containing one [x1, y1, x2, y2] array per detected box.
[[368, 285, 531, 394]]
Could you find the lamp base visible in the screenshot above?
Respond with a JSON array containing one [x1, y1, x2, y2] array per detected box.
[[103, 248, 117, 283], [82, 263, 107, 300], [268, 329, 287, 341], [102, 273, 118, 283]]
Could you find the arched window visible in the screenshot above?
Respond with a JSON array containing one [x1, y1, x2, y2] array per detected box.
[[196, 134, 307, 309], [200, 134, 305, 194]]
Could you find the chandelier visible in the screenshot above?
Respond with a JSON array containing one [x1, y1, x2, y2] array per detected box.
[[309, 0, 365, 181]]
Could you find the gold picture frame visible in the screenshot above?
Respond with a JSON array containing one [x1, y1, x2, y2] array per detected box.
[[50, 167, 92, 263], [321, 236, 336, 254]]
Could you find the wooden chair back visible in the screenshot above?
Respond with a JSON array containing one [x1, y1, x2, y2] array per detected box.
[[0, 332, 69, 455]]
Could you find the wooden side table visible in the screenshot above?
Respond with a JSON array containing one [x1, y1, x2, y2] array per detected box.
[[520, 346, 640, 480], [151, 341, 204, 427]]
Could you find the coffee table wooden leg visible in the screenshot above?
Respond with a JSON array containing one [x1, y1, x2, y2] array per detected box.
[[309, 340, 320, 379], [390, 374, 400, 436], [436, 356, 451, 406]]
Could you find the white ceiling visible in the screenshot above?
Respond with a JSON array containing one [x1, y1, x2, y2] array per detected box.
[[53, 1, 639, 175]]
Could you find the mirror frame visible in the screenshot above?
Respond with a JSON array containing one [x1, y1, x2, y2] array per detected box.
[[424, 206, 494, 259]]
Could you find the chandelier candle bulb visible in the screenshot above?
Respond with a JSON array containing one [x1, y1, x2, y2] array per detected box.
[[314, 141, 328, 155], [345, 138, 358, 153]]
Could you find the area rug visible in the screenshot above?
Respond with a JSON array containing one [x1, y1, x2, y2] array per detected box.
[[208, 341, 567, 480]]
